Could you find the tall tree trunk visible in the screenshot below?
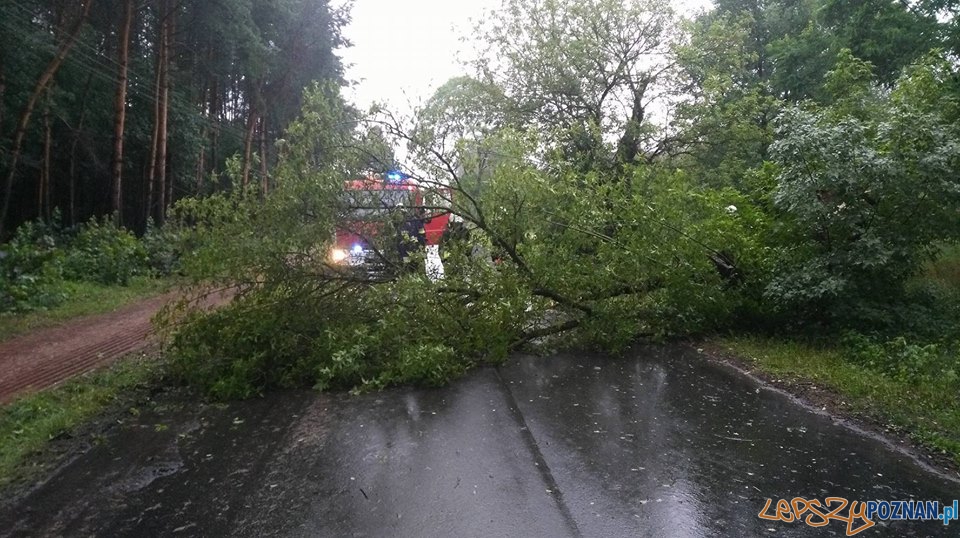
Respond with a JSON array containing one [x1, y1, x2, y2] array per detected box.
[[69, 114, 82, 225], [111, 0, 134, 224], [0, 66, 6, 136], [39, 103, 52, 220], [153, 0, 171, 223], [195, 126, 206, 194], [69, 73, 95, 226], [616, 78, 649, 167], [162, 1, 177, 218], [146, 18, 162, 224], [0, 0, 95, 238], [165, 146, 173, 214], [193, 81, 207, 193], [241, 104, 259, 189], [259, 114, 269, 197], [210, 79, 220, 179]]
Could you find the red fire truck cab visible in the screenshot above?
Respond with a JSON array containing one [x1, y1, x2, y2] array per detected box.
[[330, 171, 451, 266]]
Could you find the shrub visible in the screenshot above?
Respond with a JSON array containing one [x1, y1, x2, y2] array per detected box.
[[62, 217, 149, 285], [141, 218, 182, 276], [0, 220, 68, 312], [843, 332, 960, 385]]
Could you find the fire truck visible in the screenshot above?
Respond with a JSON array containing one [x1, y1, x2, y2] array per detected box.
[[329, 171, 451, 268]]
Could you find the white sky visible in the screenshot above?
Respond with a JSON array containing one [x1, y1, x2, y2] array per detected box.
[[338, 0, 714, 116]]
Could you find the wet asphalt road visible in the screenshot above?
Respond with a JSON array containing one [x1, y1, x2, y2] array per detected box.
[[2, 346, 958, 537]]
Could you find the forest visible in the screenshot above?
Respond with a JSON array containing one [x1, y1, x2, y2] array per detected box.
[[1, 0, 959, 445], [0, 0, 348, 236]]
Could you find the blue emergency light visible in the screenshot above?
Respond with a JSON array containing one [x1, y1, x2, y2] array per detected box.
[[385, 170, 404, 182]]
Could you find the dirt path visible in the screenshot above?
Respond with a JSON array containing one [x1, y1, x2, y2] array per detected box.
[[0, 292, 180, 404]]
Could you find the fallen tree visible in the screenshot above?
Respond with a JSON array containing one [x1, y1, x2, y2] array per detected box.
[[164, 86, 765, 399]]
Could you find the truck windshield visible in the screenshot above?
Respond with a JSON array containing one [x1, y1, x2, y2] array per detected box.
[[341, 189, 412, 218]]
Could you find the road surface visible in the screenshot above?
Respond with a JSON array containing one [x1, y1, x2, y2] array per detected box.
[[2, 346, 957, 536]]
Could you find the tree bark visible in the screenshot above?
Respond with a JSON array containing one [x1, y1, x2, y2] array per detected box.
[[111, 0, 134, 224], [615, 78, 649, 166], [162, 1, 177, 218], [39, 102, 52, 220], [196, 125, 206, 194], [0, 66, 6, 136], [259, 114, 269, 196], [152, 0, 171, 223], [210, 79, 220, 179], [165, 144, 173, 215], [146, 11, 162, 224], [69, 72, 95, 226], [241, 103, 259, 189], [0, 0, 95, 238]]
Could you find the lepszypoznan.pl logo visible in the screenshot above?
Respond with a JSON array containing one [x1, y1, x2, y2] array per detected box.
[[758, 497, 959, 536]]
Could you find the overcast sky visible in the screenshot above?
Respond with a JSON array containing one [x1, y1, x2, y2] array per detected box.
[[338, 0, 714, 116]]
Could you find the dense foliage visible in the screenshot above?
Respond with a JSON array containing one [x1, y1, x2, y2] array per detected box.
[[4, 0, 959, 399], [0, 218, 66, 312], [0, 0, 348, 237], [0, 214, 174, 312], [764, 53, 960, 318]]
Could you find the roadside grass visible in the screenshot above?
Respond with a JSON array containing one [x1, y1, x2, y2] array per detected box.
[[717, 336, 960, 466], [0, 354, 166, 490], [716, 244, 960, 466], [0, 276, 176, 342]]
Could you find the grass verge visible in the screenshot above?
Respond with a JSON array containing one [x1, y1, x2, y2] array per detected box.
[[0, 353, 167, 490], [715, 336, 960, 468], [0, 276, 176, 342]]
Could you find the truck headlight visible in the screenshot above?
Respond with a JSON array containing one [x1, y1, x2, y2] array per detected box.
[[330, 248, 349, 263]]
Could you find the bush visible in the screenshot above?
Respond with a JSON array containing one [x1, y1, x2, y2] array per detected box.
[[1, 215, 181, 314], [843, 332, 960, 385], [141, 218, 182, 276], [0, 220, 68, 312], [62, 217, 149, 285]]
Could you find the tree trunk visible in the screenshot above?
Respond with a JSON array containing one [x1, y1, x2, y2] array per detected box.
[[210, 79, 220, 179], [69, 72, 95, 226], [196, 126, 206, 194], [241, 104, 259, 189], [39, 103, 52, 220], [0, 66, 6, 135], [165, 145, 173, 214], [162, 1, 177, 218], [259, 114, 269, 196], [146, 14, 163, 224], [0, 0, 95, 238], [69, 114, 82, 225], [153, 0, 171, 223], [111, 0, 134, 224], [615, 79, 648, 166]]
